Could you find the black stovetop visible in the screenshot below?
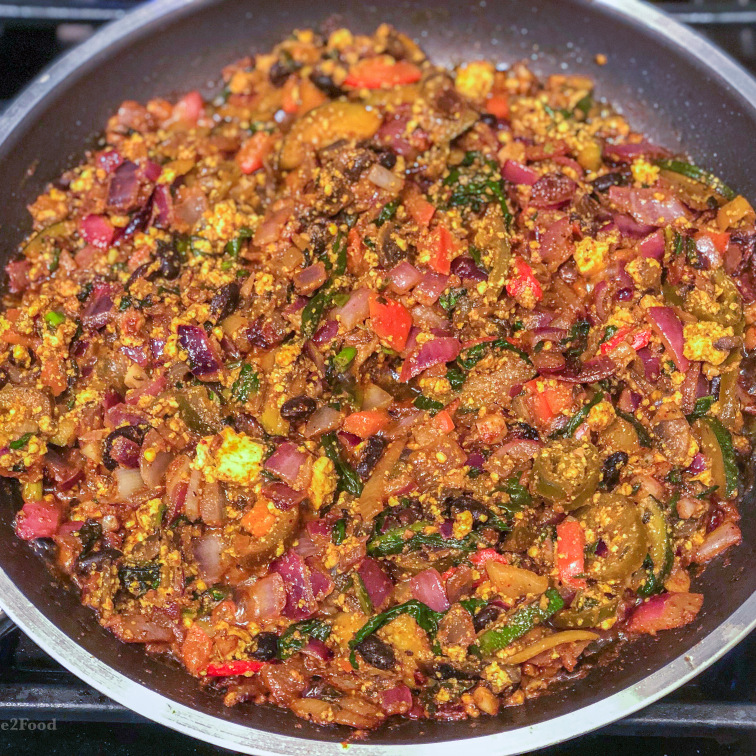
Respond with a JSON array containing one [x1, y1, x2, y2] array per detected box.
[[1, 1, 756, 753]]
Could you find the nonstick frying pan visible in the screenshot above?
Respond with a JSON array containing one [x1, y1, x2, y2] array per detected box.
[[0, 1, 755, 753]]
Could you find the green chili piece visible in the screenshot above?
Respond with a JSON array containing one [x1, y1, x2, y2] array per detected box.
[[332, 346, 357, 373], [554, 391, 604, 439], [413, 394, 444, 415], [477, 588, 564, 656], [654, 159, 735, 201], [322, 432, 363, 496], [375, 198, 400, 227], [231, 364, 260, 403], [44, 310, 66, 328], [457, 338, 531, 371], [686, 396, 714, 423], [615, 409, 653, 448], [692, 416, 738, 498], [332, 518, 347, 545], [348, 600, 443, 668], [278, 619, 331, 660], [9, 433, 33, 451], [301, 285, 336, 340]]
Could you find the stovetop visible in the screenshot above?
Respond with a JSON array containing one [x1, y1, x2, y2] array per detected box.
[[1, 1, 756, 753]]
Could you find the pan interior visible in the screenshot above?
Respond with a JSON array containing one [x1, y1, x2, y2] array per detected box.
[[0, 0, 755, 746]]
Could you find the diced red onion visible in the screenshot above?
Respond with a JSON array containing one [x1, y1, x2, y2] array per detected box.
[[694, 521, 741, 564], [254, 202, 294, 246], [686, 453, 706, 475], [264, 442, 307, 487], [362, 383, 393, 410], [450, 256, 487, 282], [140, 447, 172, 489], [408, 568, 450, 612], [603, 140, 668, 162], [114, 467, 144, 499], [335, 288, 370, 331], [502, 159, 538, 185], [618, 388, 641, 413], [262, 481, 307, 511], [609, 186, 688, 227], [636, 347, 661, 379], [192, 531, 225, 584], [439, 519, 454, 539], [639, 230, 665, 260], [540, 217, 574, 267], [414, 272, 449, 305], [105, 403, 146, 428], [5, 259, 30, 294], [628, 592, 703, 635], [109, 435, 141, 469], [97, 149, 123, 174], [559, 355, 617, 383], [302, 637, 333, 660], [399, 336, 461, 382], [646, 306, 690, 372], [530, 172, 576, 208], [177, 324, 223, 379], [236, 573, 286, 623], [367, 163, 404, 193], [153, 184, 173, 227], [272, 550, 325, 620], [612, 213, 656, 238], [311, 319, 338, 346], [410, 304, 450, 331], [293, 262, 327, 296], [81, 281, 117, 331], [121, 344, 151, 367], [552, 154, 584, 177], [380, 685, 413, 715], [303, 406, 342, 438], [466, 452, 485, 469], [338, 431, 362, 448], [293, 532, 320, 559], [358, 558, 393, 609], [108, 161, 141, 212], [388, 261, 423, 294], [125, 374, 166, 405], [199, 480, 225, 526]]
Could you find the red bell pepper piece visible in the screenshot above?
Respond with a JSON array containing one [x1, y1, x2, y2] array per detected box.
[[343, 410, 390, 438], [600, 326, 652, 355], [556, 518, 587, 589], [344, 57, 422, 89], [470, 548, 508, 567], [485, 95, 509, 120], [427, 225, 454, 275], [236, 132, 273, 175], [205, 659, 265, 677], [432, 410, 455, 434], [15, 501, 61, 541], [368, 293, 413, 352], [506, 257, 543, 302]]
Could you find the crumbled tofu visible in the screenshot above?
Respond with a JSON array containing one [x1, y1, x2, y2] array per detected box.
[[193, 427, 265, 485], [309, 456, 336, 511], [683, 322, 734, 366], [573, 237, 610, 276], [631, 158, 660, 185], [455, 61, 495, 100]]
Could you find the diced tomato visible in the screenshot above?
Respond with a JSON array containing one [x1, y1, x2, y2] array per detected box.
[[506, 257, 542, 303], [41, 358, 68, 396], [405, 191, 436, 227], [280, 77, 299, 114], [79, 214, 115, 250], [427, 225, 454, 275], [485, 95, 509, 120], [695, 230, 730, 255], [470, 548, 507, 566], [205, 659, 265, 677], [236, 132, 273, 175], [182, 624, 213, 675], [344, 57, 422, 89], [173, 90, 204, 123], [240, 499, 277, 538], [600, 326, 652, 355], [343, 410, 390, 438], [15, 501, 61, 541], [522, 378, 572, 426], [368, 292, 413, 352], [556, 518, 587, 589], [433, 410, 455, 434]]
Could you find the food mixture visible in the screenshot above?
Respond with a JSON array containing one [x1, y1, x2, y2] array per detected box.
[[3, 24, 755, 731]]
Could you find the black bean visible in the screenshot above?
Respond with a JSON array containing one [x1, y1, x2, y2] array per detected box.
[[601, 451, 629, 491], [356, 634, 395, 670], [280, 395, 317, 421], [102, 425, 149, 471], [154, 242, 182, 280], [309, 72, 345, 98], [77, 547, 123, 573], [269, 61, 291, 87], [210, 282, 240, 323], [250, 632, 279, 661], [125, 263, 151, 289], [76, 518, 103, 558], [445, 494, 489, 524], [378, 151, 397, 170], [377, 223, 406, 268], [480, 113, 498, 127], [472, 604, 501, 633], [509, 422, 540, 441], [356, 436, 386, 481], [0, 367, 9, 390], [591, 172, 628, 193]]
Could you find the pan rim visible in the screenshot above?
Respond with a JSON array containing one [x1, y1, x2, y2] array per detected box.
[[0, 0, 755, 753]]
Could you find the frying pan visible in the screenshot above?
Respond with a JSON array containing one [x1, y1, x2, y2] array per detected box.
[[0, 0, 755, 753]]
